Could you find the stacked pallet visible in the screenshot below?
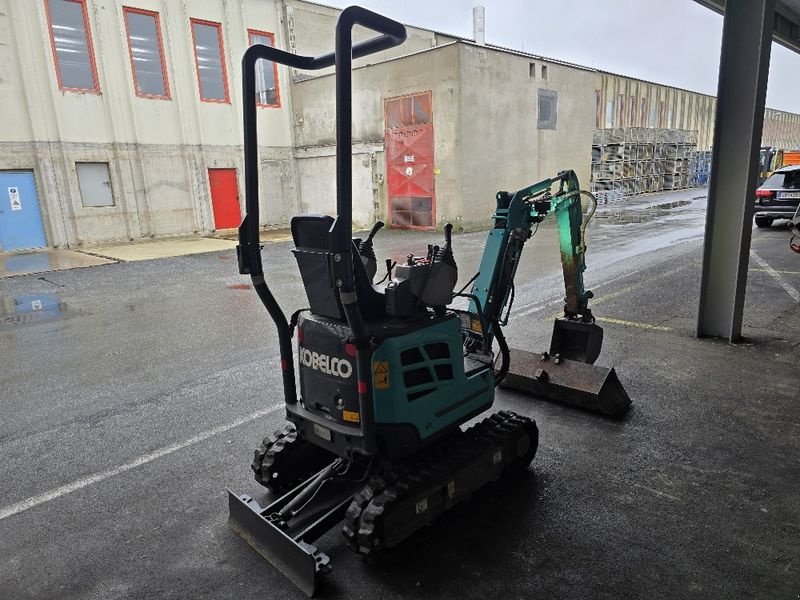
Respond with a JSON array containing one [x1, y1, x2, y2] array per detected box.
[[690, 150, 712, 186], [590, 128, 701, 200]]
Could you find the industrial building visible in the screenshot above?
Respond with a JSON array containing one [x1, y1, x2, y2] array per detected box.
[[2, 0, 800, 250]]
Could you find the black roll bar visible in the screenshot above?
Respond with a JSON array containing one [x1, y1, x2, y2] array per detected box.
[[237, 7, 406, 424]]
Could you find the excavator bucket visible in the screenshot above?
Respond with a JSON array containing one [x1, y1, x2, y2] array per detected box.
[[549, 318, 604, 365], [501, 320, 631, 416], [501, 348, 631, 416]]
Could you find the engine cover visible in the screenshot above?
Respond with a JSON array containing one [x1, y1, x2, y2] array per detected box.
[[297, 313, 364, 428]]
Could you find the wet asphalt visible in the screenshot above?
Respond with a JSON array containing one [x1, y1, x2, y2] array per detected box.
[[1, 188, 798, 599]]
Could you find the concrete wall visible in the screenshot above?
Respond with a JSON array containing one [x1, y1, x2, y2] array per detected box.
[[456, 45, 595, 229], [292, 41, 595, 232], [284, 0, 457, 79], [291, 43, 462, 229]]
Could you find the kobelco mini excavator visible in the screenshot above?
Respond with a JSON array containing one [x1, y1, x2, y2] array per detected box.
[[229, 6, 630, 596]]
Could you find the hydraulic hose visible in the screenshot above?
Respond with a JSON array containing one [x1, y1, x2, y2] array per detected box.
[[560, 189, 598, 256]]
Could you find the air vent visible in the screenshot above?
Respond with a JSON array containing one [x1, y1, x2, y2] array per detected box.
[[434, 364, 453, 380], [403, 367, 433, 387], [401, 347, 425, 365], [424, 342, 450, 360]]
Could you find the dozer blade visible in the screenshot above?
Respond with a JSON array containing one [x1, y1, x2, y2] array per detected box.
[[228, 491, 324, 597], [550, 318, 604, 365], [501, 348, 631, 416]]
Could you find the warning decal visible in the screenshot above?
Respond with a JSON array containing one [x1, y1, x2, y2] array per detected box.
[[343, 410, 360, 423], [373, 361, 390, 389]]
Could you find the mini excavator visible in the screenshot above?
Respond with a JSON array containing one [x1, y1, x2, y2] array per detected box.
[[229, 7, 630, 596]]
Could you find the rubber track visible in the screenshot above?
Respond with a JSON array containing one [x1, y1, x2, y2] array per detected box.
[[251, 425, 332, 494], [342, 410, 538, 557]]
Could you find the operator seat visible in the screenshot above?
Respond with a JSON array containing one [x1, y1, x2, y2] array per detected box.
[[291, 214, 385, 320]]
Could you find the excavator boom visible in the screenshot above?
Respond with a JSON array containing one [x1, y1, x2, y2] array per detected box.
[[468, 170, 631, 416]]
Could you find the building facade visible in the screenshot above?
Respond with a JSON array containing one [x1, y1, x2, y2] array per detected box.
[[1, 0, 800, 250]]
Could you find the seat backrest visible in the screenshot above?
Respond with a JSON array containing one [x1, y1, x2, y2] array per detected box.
[[291, 215, 343, 319], [290, 214, 385, 321]]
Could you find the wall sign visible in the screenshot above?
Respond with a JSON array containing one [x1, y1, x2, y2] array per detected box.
[[8, 186, 21, 211]]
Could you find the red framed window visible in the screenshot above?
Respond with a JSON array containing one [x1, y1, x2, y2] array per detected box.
[[44, 0, 100, 93], [247, 30, 281, 108], [640, 97, 647, 127], [659, 101, 666, 127], [123, 7, 170, 99], [617, 94, 625, 127], [190, 18, 229, 103]]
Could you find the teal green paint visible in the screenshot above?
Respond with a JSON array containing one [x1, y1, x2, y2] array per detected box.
[[371, 317, 493, 439], [469, 170, 592, 334]]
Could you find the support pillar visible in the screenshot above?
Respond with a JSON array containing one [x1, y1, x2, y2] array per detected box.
[[697, 0, 775, 341]]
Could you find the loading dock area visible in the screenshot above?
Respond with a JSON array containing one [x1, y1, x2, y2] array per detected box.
[[1, 198, 797, 598]]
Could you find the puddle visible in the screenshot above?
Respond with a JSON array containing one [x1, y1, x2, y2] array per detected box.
[[0, 293, 69, 326], [1, 252, 55, 275], [595, 199, 695, 225]]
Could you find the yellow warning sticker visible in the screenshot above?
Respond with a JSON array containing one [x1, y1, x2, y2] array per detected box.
[[470, 319, 483, 333], [343, 410, 360, 423], [373, 361, 390, 389]]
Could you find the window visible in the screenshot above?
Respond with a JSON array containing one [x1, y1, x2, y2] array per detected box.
[[659, 101, 666, 127], [540, 64, 548, 79], [384, 92, 432, 129], [76, 163, 114, 207], [629, 95, 636, 126], [529, 62, 536, 78], [640, 97, 647, 127], [537, 89, 557, 130], [248, 30, 280, 107], [605, 100, 614, 128], [595, 90, 602, 128], [649, 104, 657, 128], [617, 94, 625, 127], [45, 0, 99, 92], [190, 19, 229, 103], [123, 7, 169, 99]]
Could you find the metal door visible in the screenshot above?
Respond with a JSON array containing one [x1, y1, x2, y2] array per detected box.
[[0, 171, 46, 251], [384, 92, 435, 229], [208, 168, 241, 230]]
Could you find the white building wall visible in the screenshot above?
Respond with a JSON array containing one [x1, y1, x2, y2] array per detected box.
[[0, 0, 296, 247]]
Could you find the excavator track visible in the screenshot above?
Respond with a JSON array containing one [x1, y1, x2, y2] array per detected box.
[[342, 411, 538, 558], [252, 424, 334, 494]]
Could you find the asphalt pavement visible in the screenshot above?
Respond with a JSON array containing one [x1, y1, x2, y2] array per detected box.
[[1, 188, 798, 599]]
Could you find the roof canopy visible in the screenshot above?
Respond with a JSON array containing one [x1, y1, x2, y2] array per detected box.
[[694, 0, 800, 54]]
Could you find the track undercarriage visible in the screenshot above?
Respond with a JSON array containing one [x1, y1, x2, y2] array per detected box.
[[229, 411, 538, 596]]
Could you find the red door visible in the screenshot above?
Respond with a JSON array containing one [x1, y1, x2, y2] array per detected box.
[[384, 92, 435, 229], [208, 168, 240, 229]]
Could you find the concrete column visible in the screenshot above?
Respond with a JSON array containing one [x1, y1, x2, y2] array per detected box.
[[697, 0, 775, 341]]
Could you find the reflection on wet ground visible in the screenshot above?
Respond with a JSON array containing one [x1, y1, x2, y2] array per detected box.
[[0, 293, 69, 326], [594, 199, 696, 225], [0, 249, 113, 278]]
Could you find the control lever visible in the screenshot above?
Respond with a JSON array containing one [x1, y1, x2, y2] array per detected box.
[[438, 223, 456, 268], [358, 220, 384, 281]]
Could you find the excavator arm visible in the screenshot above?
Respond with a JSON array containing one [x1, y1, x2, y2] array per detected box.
[[469, 170, 595, 341], [466, 170, 630, 415]]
